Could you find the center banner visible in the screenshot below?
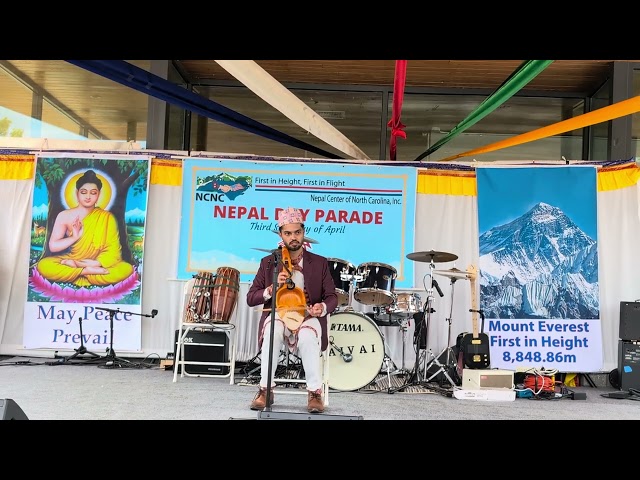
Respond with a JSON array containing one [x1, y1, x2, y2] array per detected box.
[[177, 158, 417, 289]]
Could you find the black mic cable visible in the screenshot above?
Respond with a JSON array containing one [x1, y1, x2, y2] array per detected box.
[[432, 278, 444, 297]]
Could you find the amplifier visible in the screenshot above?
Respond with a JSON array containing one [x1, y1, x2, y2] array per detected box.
[[462, 368, 514, 390], [173, 329, 229, 375], [619, 301, 640, 341], [618, 340, 640, 391]]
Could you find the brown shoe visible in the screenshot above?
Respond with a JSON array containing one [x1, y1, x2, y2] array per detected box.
[[250, 388, 274, 410], [307, 389, 324, 414]]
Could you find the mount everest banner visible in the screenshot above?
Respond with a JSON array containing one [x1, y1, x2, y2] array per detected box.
[[476, 166, 602, 372]]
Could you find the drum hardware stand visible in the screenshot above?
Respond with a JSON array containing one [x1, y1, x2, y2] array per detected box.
[[342, 268, 364, 311], [373, 333, 401, 392], [241, 352, 263, 381], [422, 276, 461, 389], [387, 317, 411, 378], [256, 249, 362, 420], [93, 307, 158, 369]]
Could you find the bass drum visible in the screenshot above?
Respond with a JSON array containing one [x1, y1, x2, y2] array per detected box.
[[328, 312, 385, 391]]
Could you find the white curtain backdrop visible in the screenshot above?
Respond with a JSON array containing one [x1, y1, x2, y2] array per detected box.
[[1, 160, 639, 375]]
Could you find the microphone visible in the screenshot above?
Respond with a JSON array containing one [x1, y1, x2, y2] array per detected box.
[[329, 338, 352, 363], [94, 307, 119, 312], [432, 278, 444, 297], [151, 309, 158, 318]]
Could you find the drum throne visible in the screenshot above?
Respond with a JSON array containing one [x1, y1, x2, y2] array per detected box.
[[270, 339, 330, 407]]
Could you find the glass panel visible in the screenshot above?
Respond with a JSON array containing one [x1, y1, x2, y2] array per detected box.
[[386, 94, 584, 162], [166, 62, 187, 150], [0, 60, 149, 145], [192, 86, 382, 160], [42, 99, 88, 140], [632, 70, 640, 160], [589, 79, 611, 161], [0, 66, 38, 139]]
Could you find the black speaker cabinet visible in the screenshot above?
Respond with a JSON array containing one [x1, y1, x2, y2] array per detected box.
[[619, 301, 640, 341], [0, 398, 29, 420], [618, 341, 640, 391], [173, 329, 230, 375]]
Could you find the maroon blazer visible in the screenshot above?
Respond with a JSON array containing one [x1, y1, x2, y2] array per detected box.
[[247, 249, 338, 352]]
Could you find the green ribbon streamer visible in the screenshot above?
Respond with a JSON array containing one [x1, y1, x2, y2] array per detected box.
[[414, 60, 554, 162]]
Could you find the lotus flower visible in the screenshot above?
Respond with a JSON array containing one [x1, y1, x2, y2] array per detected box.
[[29, 267, 140, 303]]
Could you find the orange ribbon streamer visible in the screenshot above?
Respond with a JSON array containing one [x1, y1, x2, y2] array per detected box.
[[438, 95, 640, 162]]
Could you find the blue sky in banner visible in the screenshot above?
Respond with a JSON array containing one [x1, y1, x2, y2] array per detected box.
[[32, 173, 147, 217], [177, 159, 418, 287], [477, 167, 597, 238]]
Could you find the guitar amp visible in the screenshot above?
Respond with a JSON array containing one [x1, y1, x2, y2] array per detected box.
[[462, 368, 515, 390]]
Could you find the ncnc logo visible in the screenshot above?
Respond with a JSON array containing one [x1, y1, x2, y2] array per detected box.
[[194, 173, 252, 202]]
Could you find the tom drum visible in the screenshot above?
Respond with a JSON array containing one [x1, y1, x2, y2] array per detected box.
[[354, 262, 397, 307], [328, 311, 385, 391], [327, 258, 356, 307]]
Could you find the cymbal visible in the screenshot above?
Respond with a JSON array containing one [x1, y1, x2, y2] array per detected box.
[[272, 231, 319, 244], [434, 267, 474, 279], [252, 248, 278, 253], [406, 250, 458, 263]]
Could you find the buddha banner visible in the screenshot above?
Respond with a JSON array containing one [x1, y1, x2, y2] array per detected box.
[[24, 154, 151, 352]]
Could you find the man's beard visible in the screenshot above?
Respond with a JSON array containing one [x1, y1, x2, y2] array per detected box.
[[287, 241, 303, 252]]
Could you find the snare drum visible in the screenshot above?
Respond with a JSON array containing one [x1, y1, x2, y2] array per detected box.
[[354, 262, 397, 306], [327, 258, 356, 307], [386, 292, 423, 320], [328, 311, 385, 391]]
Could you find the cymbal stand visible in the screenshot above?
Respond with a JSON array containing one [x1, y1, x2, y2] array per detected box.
[[389, 265, 436, 393], [423, 277, 460, 389], [392, 259, 437, 392], [412, 259, 436, 381]]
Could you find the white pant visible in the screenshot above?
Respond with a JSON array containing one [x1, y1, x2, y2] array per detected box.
[[260, 317, 322, 391]]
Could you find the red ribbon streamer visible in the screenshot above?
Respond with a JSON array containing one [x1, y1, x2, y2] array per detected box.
[[388, 60, 408, 160]]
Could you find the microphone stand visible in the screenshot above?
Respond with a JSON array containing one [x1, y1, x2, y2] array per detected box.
[[62, 317, 101, 362], [262, 249, 280, 413], [94, 307, 158, 369]]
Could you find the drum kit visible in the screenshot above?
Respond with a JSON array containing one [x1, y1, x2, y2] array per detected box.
[[253, 240, 475, 393]]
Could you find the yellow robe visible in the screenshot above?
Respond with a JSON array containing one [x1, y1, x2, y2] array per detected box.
[[36, 208, 134, 287]]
